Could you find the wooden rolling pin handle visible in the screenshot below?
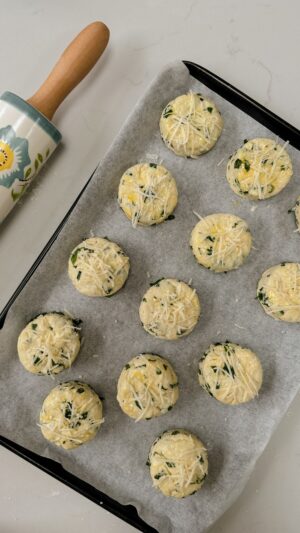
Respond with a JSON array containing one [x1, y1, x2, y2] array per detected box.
[[27, 21, 110, 120]]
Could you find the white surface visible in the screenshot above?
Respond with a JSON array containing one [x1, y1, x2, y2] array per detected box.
[[0, 0, 299, 531]]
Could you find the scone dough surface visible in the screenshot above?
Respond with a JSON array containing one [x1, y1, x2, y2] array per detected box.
[[226, 138, 293, 200], [257, 262, 300, 322], [39, 381, 104, 449], [148, 429, 208, 498], [117, 353, 179, 420], [160, 92, 223, 158], [17, 312, 81, 376], [118, 163, 178, 226], [139, 278, 201, 340], [190, 213, 252, 272], [68, 237, 130, 297], [198, 342, 263, 405]]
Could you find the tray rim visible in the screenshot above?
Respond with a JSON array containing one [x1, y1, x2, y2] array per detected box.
[[1, 60, 300, 533]]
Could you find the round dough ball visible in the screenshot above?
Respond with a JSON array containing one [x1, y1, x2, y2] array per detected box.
[[17, 312, 81, 376], [117, 353, 179, 420], [290, 195, 300, 231], [147, 429, 208, 498], [190, 213, 252, 272], [139, 278, 201, 340], [118, 163, 178, 226], [160, 92, 223, 158], [226, 138, 293, 200], [257, 262, 300, 322], [198, 342, 263, 405], [68, 237, 130, 297], [39, 381, 104, 449]]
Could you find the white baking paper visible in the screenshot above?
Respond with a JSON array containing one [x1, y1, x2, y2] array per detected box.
[[1, 61, 300, 533]]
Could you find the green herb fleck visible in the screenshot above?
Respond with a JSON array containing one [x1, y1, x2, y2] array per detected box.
[[135, 400, 142, 410], [234, 158, 242, 169], [244, 160, 251, 171], [163, 105, 173, 119], [70, 247, 93, 267], [64, 402, 72, 419], [31, 323, 37, 330], [257, 288, 269, 307], [150, 278, 164, 287], [207, 107, 213, 113]]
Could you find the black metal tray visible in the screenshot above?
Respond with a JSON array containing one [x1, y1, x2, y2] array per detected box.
[[1, 61, 299, 533]]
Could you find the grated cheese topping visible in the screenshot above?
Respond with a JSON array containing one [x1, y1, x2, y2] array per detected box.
[[257, 262, 300, 322], [39, 381, 104, 450], [198, 342, 263, 405], [147, 429, 208, 498], [118, 163, 178, 227], [17, 312, 81, 376], [117, 354, 179, 421], [190, 213, 252, 272], [226, 138, 293, 200], [68, 237, 130, 297], [159, 92, 223, 158], [139, 278, 201, 340]]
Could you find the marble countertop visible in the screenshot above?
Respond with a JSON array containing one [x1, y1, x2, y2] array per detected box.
[[0, 1, 299, 531]]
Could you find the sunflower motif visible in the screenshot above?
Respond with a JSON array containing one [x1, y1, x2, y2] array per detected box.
[[0, 125, 31, 188]]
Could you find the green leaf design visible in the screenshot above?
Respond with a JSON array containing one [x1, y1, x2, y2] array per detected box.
[[25, 167, 32, 179], [34, 159, 39, 171], [38, 153, 43, 163], [45, 148, 50, 158]]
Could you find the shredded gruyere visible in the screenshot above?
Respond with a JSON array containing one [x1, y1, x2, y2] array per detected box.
[[226, 138, 293, 200], [68, 237, 130, 297], [147, 429, 208, 498], [139, 278, 201, 340], [198, 342, 263, 405], [117, 354, 179, 421], [118, 163, 178, 227], [160, 92, 223, 158], [39, 381, 104, 449], [190, 213, 252, 272], [257, 262, 300, 322], [17, 312, 81, 376]]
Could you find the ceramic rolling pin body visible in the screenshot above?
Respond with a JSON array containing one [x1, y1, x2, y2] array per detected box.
[[0, 21, 109, 224]]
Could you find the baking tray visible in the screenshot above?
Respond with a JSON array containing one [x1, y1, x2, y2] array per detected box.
[[1, 60, 299, 532]]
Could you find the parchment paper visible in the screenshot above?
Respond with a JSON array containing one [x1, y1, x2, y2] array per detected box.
[[1, 61, 300, 533]]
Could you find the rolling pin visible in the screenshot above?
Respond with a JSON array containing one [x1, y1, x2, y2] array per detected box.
[[0, 21, 109, 224]]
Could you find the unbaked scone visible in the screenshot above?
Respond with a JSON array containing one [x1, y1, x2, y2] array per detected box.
[[39, 381, 104, 449], [139, 278, 201, 340], [198, 342, 263, 405], [190, 213, 252, 272], [147, 429, 208, 498], [226, 138, 293, 200], [257, 262, 300, 322], [289, 195, 300, 231], [118, 163, 178, 226], [117, 353, 179, 421], [160, 92, 223, 158], [68, 237, 130, 297], [17, 312, 81, 376]]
